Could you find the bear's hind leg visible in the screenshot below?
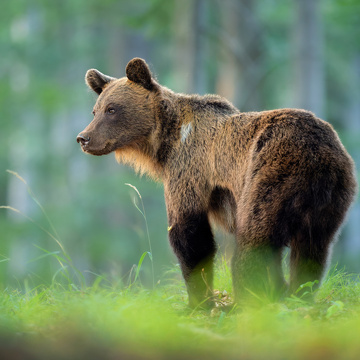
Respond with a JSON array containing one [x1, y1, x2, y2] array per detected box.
[[232, 241, 287, 306], [289, 231, 332, 297]]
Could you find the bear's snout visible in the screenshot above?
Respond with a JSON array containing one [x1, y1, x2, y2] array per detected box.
[[77, 133, 90, 146]]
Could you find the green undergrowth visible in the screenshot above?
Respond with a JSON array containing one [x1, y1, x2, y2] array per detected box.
[[1, 264, 360, 360], [2, 173, 360, 359]]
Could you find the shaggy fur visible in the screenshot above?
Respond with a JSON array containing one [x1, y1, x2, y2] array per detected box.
[[77, 58, 357, 308]]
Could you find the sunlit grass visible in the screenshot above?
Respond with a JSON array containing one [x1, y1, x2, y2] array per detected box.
[[1, 263, 360, 360], [1, 171, 360, 359]]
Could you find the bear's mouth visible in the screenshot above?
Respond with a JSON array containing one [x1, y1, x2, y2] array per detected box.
[[80, 142, 115, 156]]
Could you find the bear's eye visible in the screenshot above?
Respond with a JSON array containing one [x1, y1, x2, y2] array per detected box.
[[106, 107, 115, 114]]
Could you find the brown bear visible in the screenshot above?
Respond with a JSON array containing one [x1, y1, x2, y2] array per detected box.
[[77, 58, 357, 308]]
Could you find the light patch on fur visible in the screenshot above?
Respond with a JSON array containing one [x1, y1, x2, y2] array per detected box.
[[180, 123, 192, 143], [115, 148, 162, 181]]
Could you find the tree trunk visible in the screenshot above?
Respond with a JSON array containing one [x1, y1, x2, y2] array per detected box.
[[173, 0, 207, 94], [215, 0, 240, 104], [215, 0, 263, 111], [343, 54, 360, 258], [292, 0, 325, 117]]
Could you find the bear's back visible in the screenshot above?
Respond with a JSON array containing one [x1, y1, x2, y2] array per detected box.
[[210, 108, 356, 197]]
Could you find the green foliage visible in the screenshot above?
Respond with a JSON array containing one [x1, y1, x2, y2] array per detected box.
[[1, 264, 360, 360], [1, 174, 360, 358]]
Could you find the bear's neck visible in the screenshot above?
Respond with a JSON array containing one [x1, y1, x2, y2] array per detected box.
[[116, 89, 238, 181], [155, 89, 238, 162]]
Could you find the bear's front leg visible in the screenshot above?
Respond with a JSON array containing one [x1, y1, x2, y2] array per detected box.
[[168, 212, 216, 309]]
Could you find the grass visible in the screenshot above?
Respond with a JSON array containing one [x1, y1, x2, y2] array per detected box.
[[1, 171, 360, 359], [1, 262, 360, 360]]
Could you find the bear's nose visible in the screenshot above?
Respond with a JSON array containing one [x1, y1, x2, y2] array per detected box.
[[77, 133, 90, 146]]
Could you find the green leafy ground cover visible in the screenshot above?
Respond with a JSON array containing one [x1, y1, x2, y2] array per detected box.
[[1, 263, 360, 360], [1, 175, 360, 359]]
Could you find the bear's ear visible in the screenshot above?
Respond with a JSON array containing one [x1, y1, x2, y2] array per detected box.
[[126, 58, 153, 90], [85, 69, 115, 95]]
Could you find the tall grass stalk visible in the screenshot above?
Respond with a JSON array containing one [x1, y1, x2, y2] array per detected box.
[[125, 183, 155, 289]]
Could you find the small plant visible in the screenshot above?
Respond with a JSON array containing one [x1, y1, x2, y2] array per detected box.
[[326, 300, 345, 319], [295, 280, 319, 297]]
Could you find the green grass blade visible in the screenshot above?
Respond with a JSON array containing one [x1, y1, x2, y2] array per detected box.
[[125, 183, 155, 288], [134, 251, 150, 284]]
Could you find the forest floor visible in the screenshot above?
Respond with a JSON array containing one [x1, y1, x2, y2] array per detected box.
[[1, 261, 360, 360]]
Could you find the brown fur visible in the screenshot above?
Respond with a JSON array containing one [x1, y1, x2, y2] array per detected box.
[[77, 58, 358, 308]]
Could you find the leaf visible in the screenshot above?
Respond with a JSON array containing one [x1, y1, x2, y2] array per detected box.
[[295, 280, 319, 295], [28, 251, 61, 263], [326, 300, 345, 319], [134, 251, 150, 283]]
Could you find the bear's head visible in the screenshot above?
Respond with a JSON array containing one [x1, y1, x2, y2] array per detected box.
[[77, 58, 158, 156]]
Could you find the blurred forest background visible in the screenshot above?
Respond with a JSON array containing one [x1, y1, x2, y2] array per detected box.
[[0, 0, 359, 289]]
